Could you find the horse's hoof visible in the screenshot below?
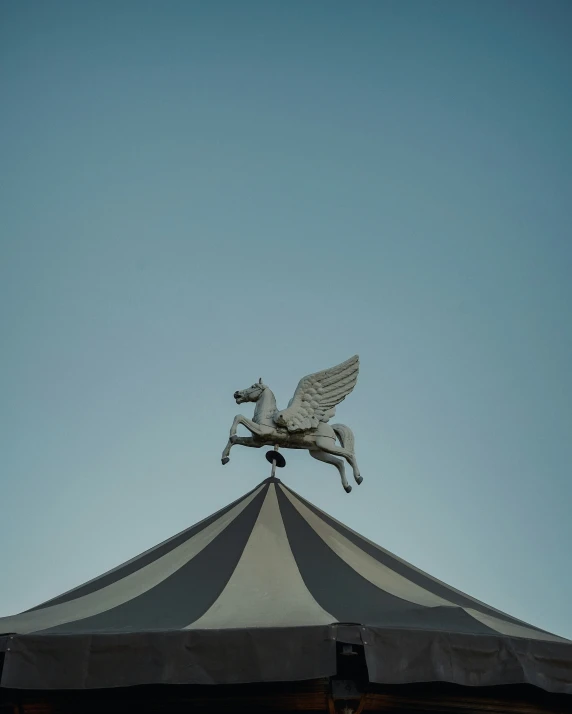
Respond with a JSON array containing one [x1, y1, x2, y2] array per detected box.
[[344, 485, 352, 494], [221, 457, 230, 465], [355, 475, 363, 485]]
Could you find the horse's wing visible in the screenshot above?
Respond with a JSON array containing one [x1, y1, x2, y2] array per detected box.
[[274, 355, 359, 432]]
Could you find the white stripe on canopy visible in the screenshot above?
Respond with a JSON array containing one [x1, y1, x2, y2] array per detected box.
[[280, 484, 453, 608], [0, 485, 264, 635], [464, 608, 569, 642], [186, 484, 335, 629]]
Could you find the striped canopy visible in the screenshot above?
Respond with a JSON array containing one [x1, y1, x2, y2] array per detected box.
[[1, 476, 571, 692]]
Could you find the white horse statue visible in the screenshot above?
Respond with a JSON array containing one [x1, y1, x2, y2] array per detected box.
[[222, 355, 362, 493]]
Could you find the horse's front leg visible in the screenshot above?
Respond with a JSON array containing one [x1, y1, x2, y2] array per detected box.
[[230, 415, 267, 438], [222, 416, 268, 465], [222, 436, 260, 465]]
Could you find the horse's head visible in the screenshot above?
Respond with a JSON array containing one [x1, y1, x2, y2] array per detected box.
[[234, 378, 266, 404]]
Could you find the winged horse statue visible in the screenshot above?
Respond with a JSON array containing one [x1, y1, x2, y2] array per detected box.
[[221, 355, 362, 493]]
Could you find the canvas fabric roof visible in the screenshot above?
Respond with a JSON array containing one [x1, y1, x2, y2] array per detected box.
[[1, 477, 571, 692]]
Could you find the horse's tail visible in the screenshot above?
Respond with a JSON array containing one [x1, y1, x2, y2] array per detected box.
[[332, 424, 355, 454]]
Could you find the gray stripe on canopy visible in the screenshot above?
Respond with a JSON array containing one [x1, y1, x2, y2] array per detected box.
[[280, 484, 554, 634], [186, 484, 335, 629], [31, 482, 264, 612], [0, 486, 265, 635], [281, 486, 566, 642], [276, 486, 499, 634], [279, 485, 452, 608], [28, 486, 267, 634]]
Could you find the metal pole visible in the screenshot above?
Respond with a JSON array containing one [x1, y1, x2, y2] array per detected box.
[[271, 444, 279, 478]]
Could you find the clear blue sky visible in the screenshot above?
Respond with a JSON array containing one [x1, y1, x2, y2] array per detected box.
[[1, 1, 571, 638]]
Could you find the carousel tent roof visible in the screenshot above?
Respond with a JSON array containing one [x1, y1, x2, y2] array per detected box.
[[1, 476, 571, 692]]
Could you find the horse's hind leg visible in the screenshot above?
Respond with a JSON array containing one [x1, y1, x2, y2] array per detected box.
[[310, 449, 352, 493], [316, 437, 362, 486], [348, 454, 362, 485]]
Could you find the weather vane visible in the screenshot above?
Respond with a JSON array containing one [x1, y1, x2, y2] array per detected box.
[[222, 355, 362, 493]]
